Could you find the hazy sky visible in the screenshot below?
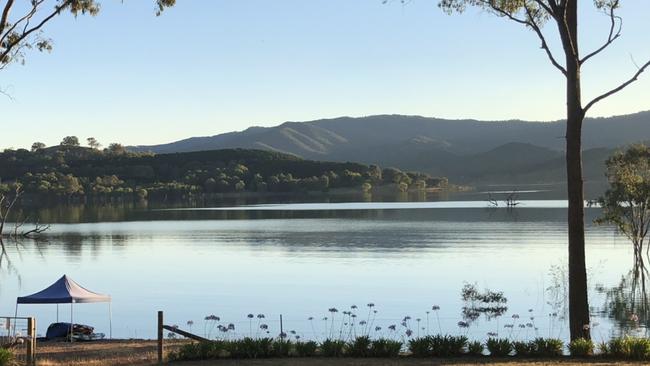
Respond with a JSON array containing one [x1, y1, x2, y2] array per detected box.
[[1, 1, 649, 149]]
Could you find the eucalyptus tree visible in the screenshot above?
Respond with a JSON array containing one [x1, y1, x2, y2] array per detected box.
[[0, 0, 176, 72], [437, 0, 650, 340], [597, 145, 650, 281]]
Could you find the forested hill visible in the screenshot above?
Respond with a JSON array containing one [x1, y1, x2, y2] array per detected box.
[[129, 111, 650, 184], [0, 146, 446, 203]]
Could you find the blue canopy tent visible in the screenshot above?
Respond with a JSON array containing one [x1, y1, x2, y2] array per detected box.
[[15, 275, 112, 339]]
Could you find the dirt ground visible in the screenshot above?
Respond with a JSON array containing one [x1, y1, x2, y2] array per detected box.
[[32, 340, 647, 366]]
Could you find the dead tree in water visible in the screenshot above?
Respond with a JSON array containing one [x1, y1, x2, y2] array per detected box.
[[487, 193, 499, 207], [0, 187, 50, 238], [505, 191, 520, 208]]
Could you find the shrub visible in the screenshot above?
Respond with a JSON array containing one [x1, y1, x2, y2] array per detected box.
[[605, 338, 625, 358], [271, 339, 291, 357], [486, 338, 512, 357], [408, 337, 431, 357], [370, 339, 402, 357], [294, 341, 318, 357], [624, 337, 650, 360], [227, 338, 274, 359], [432, 335, 468, 357], [168, 341, 226, 361], [0, 349, 15, 366], [597, 341, 609, 356], [532, 338, 564, 357], [602, 337, 650, 360], [346, 336, 372, 357], [568, 338, 594, 357], [512, 341, 535, 357], [320, 339, 346, 357], [467, 341, 484, 356]]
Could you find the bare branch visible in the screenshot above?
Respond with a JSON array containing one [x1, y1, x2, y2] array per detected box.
[[524, 5, 567, 75], [21, 222, 50, 238], [580, 2, 622, 65], [584, 58, 650, 114]]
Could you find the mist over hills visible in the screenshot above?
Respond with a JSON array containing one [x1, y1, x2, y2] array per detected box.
[[131, 111, 650, 184]]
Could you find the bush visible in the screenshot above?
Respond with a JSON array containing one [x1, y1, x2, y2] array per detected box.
[[568, 338, 594, 357], [0, 349, 15, 366], [227, 338, 274, 359], [168, 341, 226, 361], [624, 338, 650, 360], [486, 338, 512, 357], [346, 336, 372, 357], [512, 341, 535, 357], [320, 339, 346, 357], [431, 335, 468, 357], [532, 338, 564, 357], [370, 339, 402, 357], [294, 341, 318, 357], [467, 341, 484, 356], [271, 339, 291, 357], [408, 337, 431, 357], [601, 337, 650, 360]]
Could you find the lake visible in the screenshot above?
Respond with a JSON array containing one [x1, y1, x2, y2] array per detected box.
[[0, 189, 644, 343]]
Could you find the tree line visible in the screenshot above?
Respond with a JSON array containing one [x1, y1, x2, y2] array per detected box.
[[0, 139, 448, 204]]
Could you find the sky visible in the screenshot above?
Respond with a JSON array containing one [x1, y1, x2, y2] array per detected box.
[[1, 0, 649, 150]]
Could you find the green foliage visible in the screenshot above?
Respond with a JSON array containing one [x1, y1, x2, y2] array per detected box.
[[370, 339, 402, 357], [168, 341, 227, 361], [597, 145, 650, 262], [0, 147, 443, 204], [294, 341, 318, 357], [600, 337, 650, 360], [408, 335, 467, 357], [486, 338, 512, 357], [408, 337, 431, 357], [320, 339, 346, 357], [60, 136, 80, 146], [568, 338, 594, 357], [624, 338, 650, 360], [226, 338, 274, 359], [271, 339, 291, 358], [532, 338, 564, 357], [430, 335, 467, 357], [512, 341, 535, 357], [346, 336, 372, 357], [0, 348, 15, 366], [467, 341, 484, 356]]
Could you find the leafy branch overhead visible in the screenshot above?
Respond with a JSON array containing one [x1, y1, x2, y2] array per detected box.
[[437, 0, 649, 114], [0, 0, 175, 69]]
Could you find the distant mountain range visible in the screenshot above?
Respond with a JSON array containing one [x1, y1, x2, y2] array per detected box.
[[130, 111, 650, 184]]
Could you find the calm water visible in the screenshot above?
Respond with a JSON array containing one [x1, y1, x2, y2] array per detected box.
[[0, 190, 643, 342]]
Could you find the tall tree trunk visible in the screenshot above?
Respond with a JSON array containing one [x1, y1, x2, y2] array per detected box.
[[563, 0, 591, 341]]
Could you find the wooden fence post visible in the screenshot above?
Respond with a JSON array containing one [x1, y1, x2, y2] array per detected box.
[[26, 317, 36, 366], [157, 311, 163, 364]]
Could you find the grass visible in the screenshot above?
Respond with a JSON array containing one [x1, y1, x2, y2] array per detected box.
[[32, 340, 650, 366]]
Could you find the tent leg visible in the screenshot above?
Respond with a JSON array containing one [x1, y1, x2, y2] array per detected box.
[[70, 302, 74, 343], [57, 304, 59, 322], [13, 303, 18, 337], [109, 302, 112, 340]]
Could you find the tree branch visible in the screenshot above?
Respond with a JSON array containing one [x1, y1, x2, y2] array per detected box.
[[524, 5, 567, 76], [580, 2, 622, 65], [0, 0, 15, 36], [584, 58, 650, 114], [0, 0, 71, 64]]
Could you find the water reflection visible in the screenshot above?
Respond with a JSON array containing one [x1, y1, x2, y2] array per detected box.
[[0, 196, 633, 340], [599, 265, 650, 338]]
